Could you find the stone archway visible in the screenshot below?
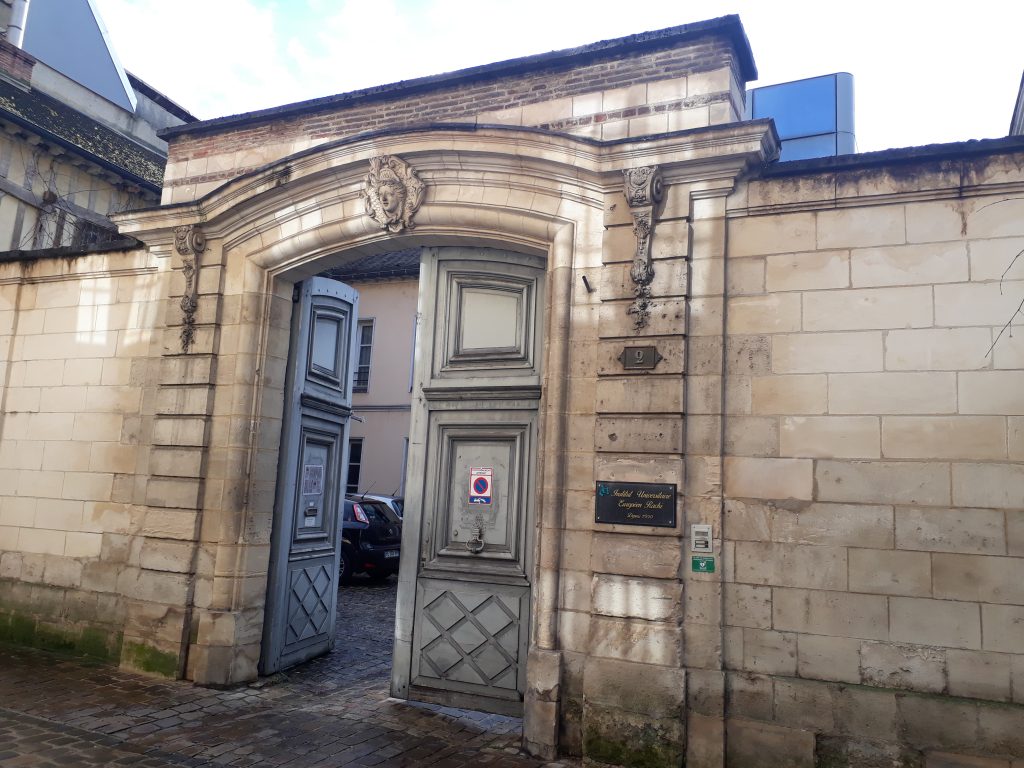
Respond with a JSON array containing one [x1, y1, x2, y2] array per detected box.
[[115, 121, 775, 761]]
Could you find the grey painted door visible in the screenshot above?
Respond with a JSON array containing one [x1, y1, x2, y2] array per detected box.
[[260, 277, 359, 675], [393, 247, 545, 716]]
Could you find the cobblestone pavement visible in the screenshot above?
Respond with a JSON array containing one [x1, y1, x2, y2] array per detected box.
[[0, 577, 576, 767]]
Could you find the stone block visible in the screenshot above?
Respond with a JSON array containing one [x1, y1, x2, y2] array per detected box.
[[849, 548, 931, 596], [742, 628, 797, 675], [833, 685, 899, 741], [851, 241, 968, 287], [905, 200, 968, 244], [726, 718, 815, 768], [727, 257, 765, 295], [727, 294, 802, 334], [927, 753, 1011, 768], [861, 641, 946, 692], [591, 574, 682, 622], [765, 249, 849, 292], [594, 416, 682, 454], [771, 502, 894, 548], [724, 456, 813, 501], [686, 669, 724, 716], [139, 539, 195, 573], [597, 337, 685, 376], [953, 464, 1024, 510], [816, 205, 906, 249], [816, 461, 950, 506], [686, 712, 724, 768], [959, 372, 1024, 416], [582, 703, 686, 768], [935, 281, 1024, 327], [726, 335, 771, 376], [723, 499, 771, 542], [803, 286, 933, 331], [725, 672, 773, 719], [890, 597, 981, 650], [751, 374, 828, 415], [884, 328, 993, 371], [588, 615, 681, 667], [781, 415, 880, 458], [773, 587, 888, 640], [898, 695, 980, 752], [883, 417, 1007, 460], [797, 634, 861, 683], [1009, 511, 1024, 557], [772, 331, 883, 374], [829, 372, 956, 415], [18, 528, 66, 556], [934, 553, 1024, 605], [594, 377, 683, 414], [729, 212, 816, 257], [582, 656, 685, 717], [946, 649, 1012, 701], [723, 415, 778, 456], [774, 678, 835, 731], [735, 541, 847, 590], [146, 477, 201, 510], [590, 532, 680, 579], [978, 606, 1024, 655]]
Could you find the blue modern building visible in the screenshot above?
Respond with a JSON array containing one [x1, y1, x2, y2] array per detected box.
[[745, 72, 856, 161]]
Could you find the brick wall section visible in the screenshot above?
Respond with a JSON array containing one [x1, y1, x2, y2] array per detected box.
[[0, 38, 35, 83], [166, 36, 741, 192]]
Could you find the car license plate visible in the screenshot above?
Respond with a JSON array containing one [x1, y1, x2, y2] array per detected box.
[[384, 550, 399, 559]]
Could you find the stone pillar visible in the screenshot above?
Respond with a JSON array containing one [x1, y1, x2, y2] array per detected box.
[[579, 168, 689, 767], [120, 224, 217, 677]]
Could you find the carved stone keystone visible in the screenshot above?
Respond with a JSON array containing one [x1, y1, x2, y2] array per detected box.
[[174, 224, 206, 353], [363, 155, 425, 233], [621, 166, 664, 332]]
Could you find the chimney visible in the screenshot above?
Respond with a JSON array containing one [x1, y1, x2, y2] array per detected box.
[[6, 0, 29, 48]]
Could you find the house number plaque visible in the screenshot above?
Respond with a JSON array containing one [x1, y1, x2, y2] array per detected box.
[[619, 345, 663, 371]]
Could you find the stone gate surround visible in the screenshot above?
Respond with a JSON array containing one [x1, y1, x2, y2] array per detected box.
[[110, 120, 776, 764]]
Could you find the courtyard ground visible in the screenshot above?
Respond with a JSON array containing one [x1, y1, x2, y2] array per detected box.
[[0, 578, 576, 767]]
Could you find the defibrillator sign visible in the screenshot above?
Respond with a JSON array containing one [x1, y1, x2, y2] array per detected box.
[[469, 467, 492, 505]]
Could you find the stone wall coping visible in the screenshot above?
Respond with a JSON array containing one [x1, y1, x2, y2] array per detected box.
[[760, 134, 1024, 179], [157, 15, 756, 142]]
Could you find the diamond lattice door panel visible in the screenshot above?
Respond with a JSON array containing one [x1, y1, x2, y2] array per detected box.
[[286, 564, 333, 644], [412, 580, 529, 704]]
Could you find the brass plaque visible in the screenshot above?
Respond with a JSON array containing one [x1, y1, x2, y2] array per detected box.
[[618, 346, 663, 371]]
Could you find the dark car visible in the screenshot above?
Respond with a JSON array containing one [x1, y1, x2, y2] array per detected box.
[[341, 497, 402, 582]]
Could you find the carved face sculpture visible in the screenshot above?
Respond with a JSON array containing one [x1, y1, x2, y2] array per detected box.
[[377, 181, 405, 220]]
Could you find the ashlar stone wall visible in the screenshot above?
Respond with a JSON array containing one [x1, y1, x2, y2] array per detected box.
[[712, 151, 1024, 766], [0, 247, 167, 668]]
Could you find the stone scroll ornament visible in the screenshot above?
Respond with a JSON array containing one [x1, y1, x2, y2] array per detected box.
[[174, 224, 206, 353], [622, 166, 664, 332], [362, 155, 425, 233]]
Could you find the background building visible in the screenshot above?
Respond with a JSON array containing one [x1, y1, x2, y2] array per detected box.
[[0, 0, 193, 252], [322, 250, 420, 497]]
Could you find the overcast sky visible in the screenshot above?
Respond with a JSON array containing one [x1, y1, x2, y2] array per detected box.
[[92, 0, 1022, 153]]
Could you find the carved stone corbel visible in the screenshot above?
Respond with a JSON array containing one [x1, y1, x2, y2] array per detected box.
[[621, 166, 664, 332], [174, 224, 206, 353], [362, 154, 425, 233]]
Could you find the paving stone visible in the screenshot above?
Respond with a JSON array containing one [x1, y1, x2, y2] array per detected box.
[[0, 579, 573, 767]]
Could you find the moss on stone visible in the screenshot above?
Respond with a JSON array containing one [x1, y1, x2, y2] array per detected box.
[[0, 608, 121, 662], [122, 641, 179, 677], [583, 721, 683, 768]]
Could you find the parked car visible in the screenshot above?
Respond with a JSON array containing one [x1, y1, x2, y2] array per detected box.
[[340, 496, 402, 582], [358, 493, 404, 519]]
